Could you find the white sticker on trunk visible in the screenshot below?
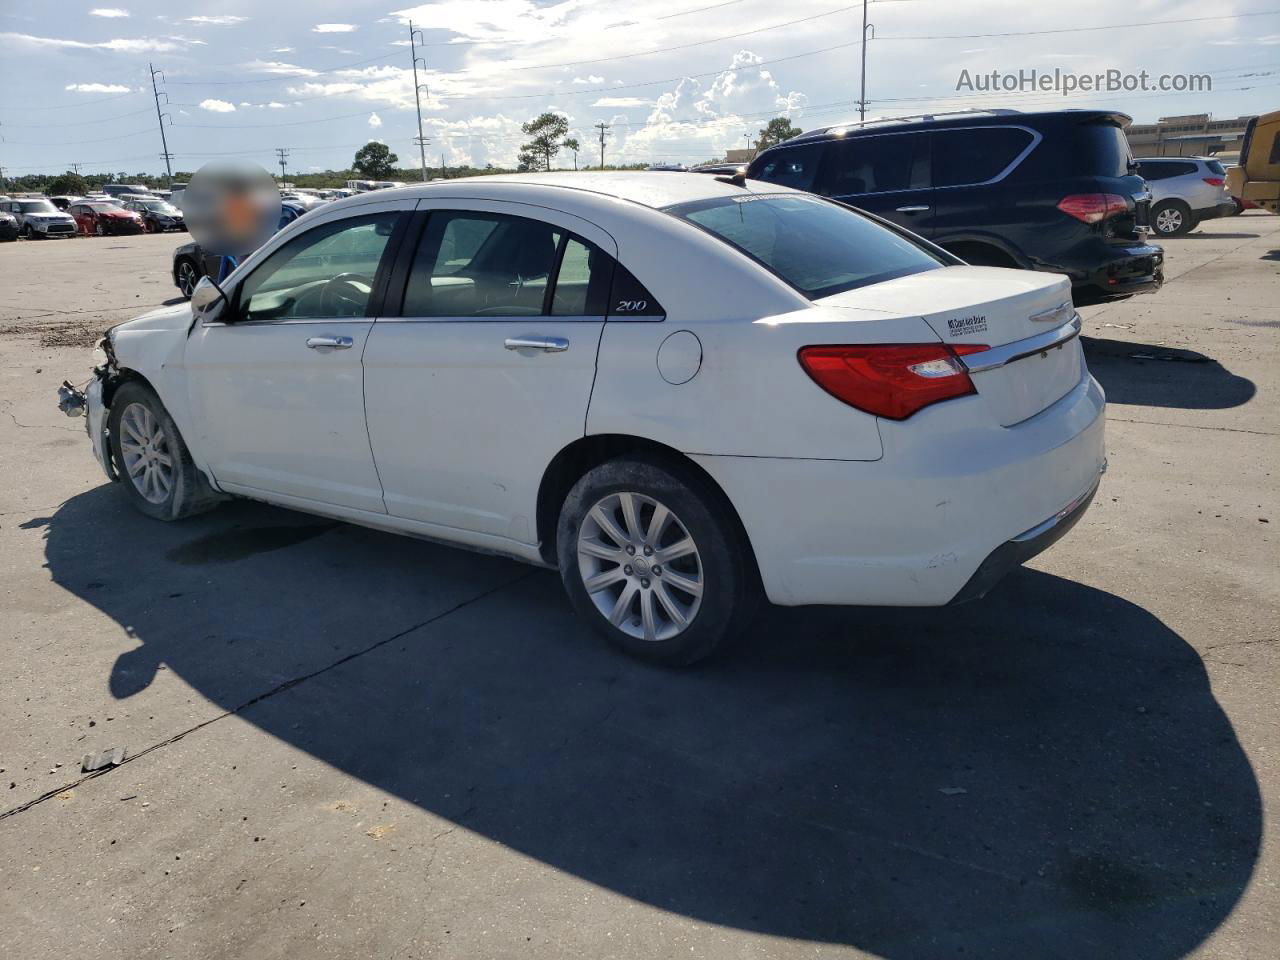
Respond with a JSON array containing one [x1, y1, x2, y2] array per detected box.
[[947, 314, 988, 337]]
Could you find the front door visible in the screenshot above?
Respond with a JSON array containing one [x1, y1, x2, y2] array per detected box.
[[361, 200, 615, 545], [184, 206, 405, 514], [818, 131, 935, 237]]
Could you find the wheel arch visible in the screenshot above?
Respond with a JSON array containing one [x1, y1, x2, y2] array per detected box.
[[939, 237, 1025, 269], [536, 434, 761, 582]]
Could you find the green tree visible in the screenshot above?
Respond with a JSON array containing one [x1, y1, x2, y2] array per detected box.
[[564, 137, 581, 170], [352, 141, 399, 179], [520, 112, 570, 171], [756, 116, 803, 151], [46, 172, 88, 196]]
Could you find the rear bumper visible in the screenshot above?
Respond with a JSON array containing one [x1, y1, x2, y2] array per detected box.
[[949, 472, 1099, 603], [1192, 202, 1236, 222], [693, 373, 1107, 607], [1067, 242, 1164, 302]]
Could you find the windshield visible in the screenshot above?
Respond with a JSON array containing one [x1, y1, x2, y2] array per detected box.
[[665, 193, 944, 299], [20, 200, 59, 213], [88, 202, 123, 212], [140, 201, 178, 213]]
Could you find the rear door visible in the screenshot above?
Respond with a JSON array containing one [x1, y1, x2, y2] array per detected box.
[[816, 131, 935, 235], [361, 200, 615, 544], [927, 126, 1040, 250]]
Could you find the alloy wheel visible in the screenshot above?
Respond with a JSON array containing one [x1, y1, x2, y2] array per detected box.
[[118, 402, 174, 504], [576, 491, 703, 642], [1155, 208, 1183, 235], [177, 262, 197, 297]]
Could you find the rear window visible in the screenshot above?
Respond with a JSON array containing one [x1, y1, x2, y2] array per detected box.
[[1072, 122, 1134, 178], [666, 193, 944, 300], [1205, 159, 1227, 176]]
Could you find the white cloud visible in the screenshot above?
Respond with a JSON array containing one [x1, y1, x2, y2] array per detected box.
[[313, 23, 357, 33], [0, 31, 182, 52], [183, 15, 248, 25], [65, 82, 132, 94], [592, 97, 649, 108], [243, 59, 320, 77], [368, 112, 383, 127], [199, 98, 237, 113], [573, 75, 605, 85], [271, 46, 294, 53], [90, 8, 130, 17]]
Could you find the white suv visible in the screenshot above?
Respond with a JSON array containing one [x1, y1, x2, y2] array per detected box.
[[1136, 156, 1235, 237]]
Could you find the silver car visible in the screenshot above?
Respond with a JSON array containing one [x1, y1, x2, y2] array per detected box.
[[1135, 156, 1235, 237], [4, 198, 78, 239]]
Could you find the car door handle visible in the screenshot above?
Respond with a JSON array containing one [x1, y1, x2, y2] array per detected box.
[[504, 336, 569, 353], [306, 335, 353, 350], [895, 205, 930, 213]]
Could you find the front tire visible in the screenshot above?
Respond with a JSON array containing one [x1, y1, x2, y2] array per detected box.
[[1152, 200, 1192, 237], [95, 222, 106, 237], [556, 456, 753, 665], [107, 382, 222, 521]]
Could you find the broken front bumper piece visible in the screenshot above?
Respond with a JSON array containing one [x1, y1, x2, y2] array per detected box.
[[56, 375, 116, 482]]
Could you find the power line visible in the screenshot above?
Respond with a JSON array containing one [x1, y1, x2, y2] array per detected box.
[[875, 9, 1280, 41]]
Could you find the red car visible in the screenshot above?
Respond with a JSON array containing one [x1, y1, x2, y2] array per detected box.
[[70, 200, 144, 236]]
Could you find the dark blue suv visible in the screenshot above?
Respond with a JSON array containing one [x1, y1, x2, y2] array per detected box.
[[746, 109, 1163, 305]]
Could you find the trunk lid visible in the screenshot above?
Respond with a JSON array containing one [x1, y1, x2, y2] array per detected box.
[[819, 265, 1083, 426]]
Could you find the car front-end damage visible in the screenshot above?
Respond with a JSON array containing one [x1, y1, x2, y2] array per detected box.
[[57, 333, 123, 483]]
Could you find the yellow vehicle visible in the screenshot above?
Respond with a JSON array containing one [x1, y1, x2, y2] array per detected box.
[[1226, 110, 1280, 212]]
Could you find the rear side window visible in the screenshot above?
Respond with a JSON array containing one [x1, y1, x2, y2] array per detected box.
[[551, 237, 612, 316], [933, 127, 1034, 187], [667, 193, 944, 300], [1072, 122, 1134, 177], [818, 133, 928, 196], [750, 143, 823, 191], [1139, 161, 1196, 180]]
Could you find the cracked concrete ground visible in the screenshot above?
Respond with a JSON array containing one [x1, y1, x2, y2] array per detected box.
[[0, 218, 1276, 959]]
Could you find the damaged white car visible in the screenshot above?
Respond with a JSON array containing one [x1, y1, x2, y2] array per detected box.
[[60, 173, 1106, 664]]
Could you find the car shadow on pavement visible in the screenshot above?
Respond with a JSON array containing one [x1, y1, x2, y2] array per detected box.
[[1180, 232, 1260, 240], [1081, 337, 1257, 409], [38, 486, 1261, 960]]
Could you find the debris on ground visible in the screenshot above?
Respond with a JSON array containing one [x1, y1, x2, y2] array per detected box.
[[939, 786, 968, 796], [82, 746, 126, 773]]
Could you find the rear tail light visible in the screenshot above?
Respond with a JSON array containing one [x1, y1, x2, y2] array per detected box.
[[1203, 177, 1225, 186], [798, 343, 988, 421], [1057, 193, 1129, 224]]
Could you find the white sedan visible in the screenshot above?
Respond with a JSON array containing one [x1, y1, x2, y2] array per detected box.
[[71, 173, 1105, 664]]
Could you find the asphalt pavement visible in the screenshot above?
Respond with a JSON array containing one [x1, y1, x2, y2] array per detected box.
[[0, 217, 1276, 959]]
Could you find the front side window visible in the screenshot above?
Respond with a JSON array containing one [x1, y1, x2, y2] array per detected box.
[[818, 133, 929, 197], [932, 127, 1034, 187], [236, 212, 399, 321], [667, 193, 944, 300], [749, 143, 823, 192], [403, 211, 564, 317]]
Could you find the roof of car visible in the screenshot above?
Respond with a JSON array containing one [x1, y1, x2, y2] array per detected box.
[[341, 171, 793, 212], [766, 108, 1134, 149]]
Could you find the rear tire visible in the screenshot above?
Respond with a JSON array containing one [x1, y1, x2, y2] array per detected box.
[[107, 381, 223, 521], [175, 258, 199, 299], [1152, 200, 1192, 237], [556, 455, 755, 665]]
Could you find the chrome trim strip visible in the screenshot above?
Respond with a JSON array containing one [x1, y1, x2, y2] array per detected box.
[[960, 314, 1082, 374], [1029, 300, 1072, 324], [1011, 467, 1104, 543]]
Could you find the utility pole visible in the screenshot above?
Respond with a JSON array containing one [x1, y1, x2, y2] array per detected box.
[[409, 21, 430, 182], [70, 163, 83, 176], [440, 152, 446, 180], [743, 133, 753, 156], [149, 63, 174, 185], [275, 147, 290, 185], [858, 1, 875, 122], [594, 122, 610, 168]]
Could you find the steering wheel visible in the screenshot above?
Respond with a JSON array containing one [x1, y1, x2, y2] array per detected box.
[[320, 273, 374, 317]]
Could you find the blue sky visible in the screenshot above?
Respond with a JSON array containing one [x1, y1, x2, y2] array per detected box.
[[1, 0, 1277, 177]]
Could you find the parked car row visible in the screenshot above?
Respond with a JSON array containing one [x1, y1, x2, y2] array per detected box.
[[0, 191, 186, 239]]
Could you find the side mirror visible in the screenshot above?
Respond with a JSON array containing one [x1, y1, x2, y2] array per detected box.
[[190, 275, 227, 319]]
